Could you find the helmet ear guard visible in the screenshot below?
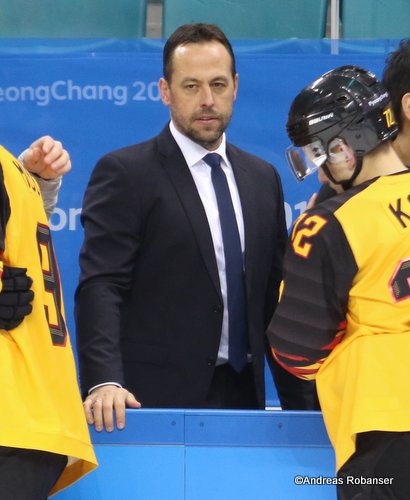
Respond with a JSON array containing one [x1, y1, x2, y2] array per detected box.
[[285, 65, 398, 185], [327, 138, 354, 165]]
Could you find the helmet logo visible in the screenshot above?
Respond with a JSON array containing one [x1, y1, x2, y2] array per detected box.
[[383, 106, 396, 128], [308, 112, 334, 126], [368, 91, 389, 107]]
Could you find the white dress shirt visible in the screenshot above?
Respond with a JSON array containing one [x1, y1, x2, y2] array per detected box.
[[170, 121, 245, 364]]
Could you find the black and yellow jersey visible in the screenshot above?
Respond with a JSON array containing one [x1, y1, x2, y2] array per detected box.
[[0, 145, 97, 494], [268, 169, 410, 470]]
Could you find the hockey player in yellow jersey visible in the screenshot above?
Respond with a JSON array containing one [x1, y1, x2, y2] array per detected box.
[[267, 66, 410, 499], [0, 135, 72, 329], [0, 142, 97, 498]]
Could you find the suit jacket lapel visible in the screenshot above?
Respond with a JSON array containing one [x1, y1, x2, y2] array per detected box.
[[157, 126, 222, 298]]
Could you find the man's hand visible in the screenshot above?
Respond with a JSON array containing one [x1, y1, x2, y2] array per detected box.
[[22, 135, 72, 180], [84, 385, 141, 432], [0, 266, 34, 330]]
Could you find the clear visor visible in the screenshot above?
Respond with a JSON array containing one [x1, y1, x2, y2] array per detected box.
[[285, 140, 327, 181]]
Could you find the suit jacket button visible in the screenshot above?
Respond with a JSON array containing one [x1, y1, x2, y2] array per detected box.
[[206, 357, 215, 366], [213, 304, 223, 313]]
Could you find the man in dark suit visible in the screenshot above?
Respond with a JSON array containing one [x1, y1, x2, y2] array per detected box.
[[75, 23, 302, 432]]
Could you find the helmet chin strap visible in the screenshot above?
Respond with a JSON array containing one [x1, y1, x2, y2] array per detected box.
[[321, 154, 363, 191]]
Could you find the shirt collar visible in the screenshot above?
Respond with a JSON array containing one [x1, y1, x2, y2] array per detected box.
[[169, 120, 229, 168]]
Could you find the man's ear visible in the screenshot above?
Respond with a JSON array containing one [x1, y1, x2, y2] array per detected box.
[[233, 73, 239, 100], [401, 93, 410, 121], [159, 78, 170, 106]]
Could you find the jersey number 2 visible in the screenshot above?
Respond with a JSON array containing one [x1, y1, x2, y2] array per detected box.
[[292, 214, 327, 258], [37, 223, 67, 346]]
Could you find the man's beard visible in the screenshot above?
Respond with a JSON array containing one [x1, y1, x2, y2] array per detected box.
[[185, 123, 226, 150], [176, 109, 232, 150]]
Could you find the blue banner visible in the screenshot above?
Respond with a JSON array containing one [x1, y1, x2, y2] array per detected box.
[[0, 38, 400, 405]]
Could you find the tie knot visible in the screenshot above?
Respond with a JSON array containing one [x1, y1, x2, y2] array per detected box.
[[203, 153, 222, 169]]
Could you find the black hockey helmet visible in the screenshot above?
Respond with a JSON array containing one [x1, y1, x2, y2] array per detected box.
[[285, 65, 398, 185]]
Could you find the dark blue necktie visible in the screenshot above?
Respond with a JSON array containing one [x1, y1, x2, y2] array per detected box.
[[203, 153, 248, 373]]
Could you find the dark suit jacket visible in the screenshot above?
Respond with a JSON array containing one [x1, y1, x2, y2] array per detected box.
[[75, 125, 288, 408]]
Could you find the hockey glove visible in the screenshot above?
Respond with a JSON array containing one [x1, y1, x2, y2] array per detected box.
[[0, 266, 34, 330]]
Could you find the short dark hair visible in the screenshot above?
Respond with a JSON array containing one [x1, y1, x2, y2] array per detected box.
[[163, 23, 236, 82], [382, 38, 410, 130]]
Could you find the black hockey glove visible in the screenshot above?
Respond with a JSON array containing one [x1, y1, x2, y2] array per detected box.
[[0, 266, 34, 330]]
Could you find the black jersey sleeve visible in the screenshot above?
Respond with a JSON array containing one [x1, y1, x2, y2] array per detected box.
[[267, 206, 358, 379]]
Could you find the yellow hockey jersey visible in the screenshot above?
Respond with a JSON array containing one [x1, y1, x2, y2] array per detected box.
[[0, 145, 97, 494], [268, 170, 410, 470]]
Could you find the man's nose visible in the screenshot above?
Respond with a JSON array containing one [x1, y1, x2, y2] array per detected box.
[[199, 85, 215, 107]]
